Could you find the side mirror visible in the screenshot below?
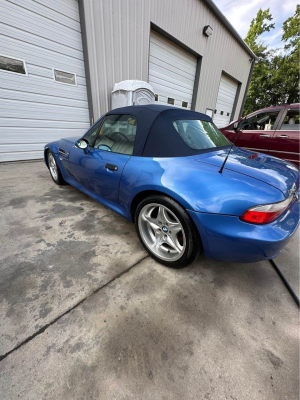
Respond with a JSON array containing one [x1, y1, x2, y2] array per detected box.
[[233, 118, 245, 132], [233, 122, 239, 131], [75, 139, 88, 149]]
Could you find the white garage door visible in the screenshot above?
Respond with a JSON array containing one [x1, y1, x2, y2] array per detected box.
[[214, 74, 238, 128], [149, 31, 197, 110], [0, 0, 90, 162]]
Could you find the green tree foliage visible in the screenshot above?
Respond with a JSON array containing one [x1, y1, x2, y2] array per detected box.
[[243, 6, 300, 115]]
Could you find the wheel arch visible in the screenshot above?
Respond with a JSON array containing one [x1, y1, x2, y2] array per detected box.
[[44, 147, 50, 169], [44, 145, 59, 169], [130, 189, 203, 250]]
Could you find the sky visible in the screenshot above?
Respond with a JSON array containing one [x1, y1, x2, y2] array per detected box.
[[213, 0, 298, 50]]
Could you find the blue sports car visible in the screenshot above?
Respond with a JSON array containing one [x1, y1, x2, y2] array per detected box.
[[45, 104, 299, 268]]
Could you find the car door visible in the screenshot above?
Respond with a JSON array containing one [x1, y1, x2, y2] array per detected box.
[[268, 107, 300, 166], [233, 109, 283, 154], [68, 114, 137, 204]]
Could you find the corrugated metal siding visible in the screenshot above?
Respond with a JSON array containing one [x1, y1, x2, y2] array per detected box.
[[0, 0, 90, 162], [82, 0, 252, 121]]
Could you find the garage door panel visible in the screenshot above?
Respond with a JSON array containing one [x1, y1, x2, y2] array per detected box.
[[0, 118, 89, 129], [217, 87, 236, 99], [1, 1, 83, 49], [0, 23, 84, 61], [216, 96, 236, 109], [149, 63, 195, 86], [214, 74, 238, 128], [0, 151, 44, 162], [150, 32, 197, 66], [0, 0, 90, 162], [0, 128, 87, 144], [1, 74, 88, 100], [220, 75, 238, 88], [149, 73, 194, 95], [8, 0, 81, 32], [220, 82, 238, 94], [149, 43, 196, 75], [149, 31, 197, 109], [26, 65, 87, 86], [1, 143, 55, 153], [149, 56, 195, 81], [34, 0, 80, 21], [150, 86, 192, 104], [1, 103, 89, 122], [1, 88, 88, 109], [0, 38, 85, 77]]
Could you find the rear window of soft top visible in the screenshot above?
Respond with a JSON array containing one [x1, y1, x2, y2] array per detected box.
[[173, 119, 230, 150]]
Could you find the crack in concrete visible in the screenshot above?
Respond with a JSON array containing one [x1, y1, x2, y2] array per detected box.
[[0, 255, 149, 362]]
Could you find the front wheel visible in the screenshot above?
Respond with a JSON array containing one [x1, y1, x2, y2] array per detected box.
[[47, 150, 66, 185], [135, 195, 200, 268]]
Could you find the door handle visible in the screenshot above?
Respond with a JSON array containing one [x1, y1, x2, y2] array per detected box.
[[276, 135, 289, 138], [259, 134, 271, 138], [105, 163, 118, 171]]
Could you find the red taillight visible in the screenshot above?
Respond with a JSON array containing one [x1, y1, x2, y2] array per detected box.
[[240, 196, 293, 224]]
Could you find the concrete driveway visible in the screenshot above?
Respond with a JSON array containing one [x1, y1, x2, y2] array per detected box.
[[0, 161, 299, 400]]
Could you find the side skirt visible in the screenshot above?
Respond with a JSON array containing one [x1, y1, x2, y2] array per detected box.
[[64, 176, 131, 221]]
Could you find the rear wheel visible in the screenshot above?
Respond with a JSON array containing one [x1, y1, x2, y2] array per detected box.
[[135, 195, 200, 268], [47, 150, 66, 185]]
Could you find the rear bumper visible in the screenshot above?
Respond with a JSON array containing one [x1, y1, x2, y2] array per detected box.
[[188, 199, 299, 263]]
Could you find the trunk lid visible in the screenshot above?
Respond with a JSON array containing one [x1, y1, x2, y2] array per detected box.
[[195, 147, 299, 198]]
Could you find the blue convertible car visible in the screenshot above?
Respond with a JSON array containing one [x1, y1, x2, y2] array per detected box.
[[45, 104, 299, 268]]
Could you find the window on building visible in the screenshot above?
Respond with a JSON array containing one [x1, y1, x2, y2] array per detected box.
[[155, 94, 159, 101], [168, 98, 175, 105], [94, 114, 137, 155], [0, 55, 27, 75], [182, 101, 188, 108], [53, 69, 76, 85]]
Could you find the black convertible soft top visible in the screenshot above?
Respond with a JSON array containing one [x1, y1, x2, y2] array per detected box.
[[106, 104, 212, 158]]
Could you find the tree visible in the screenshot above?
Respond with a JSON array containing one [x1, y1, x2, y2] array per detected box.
[[244, 8, 275, 52], [243, 9, 275, 115], [276, 5, 300, 104], [243, 6, 300, 115]]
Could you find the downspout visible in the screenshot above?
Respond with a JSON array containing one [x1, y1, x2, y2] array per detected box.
[[239, 58, 255, 118], [78, 0, 94, 126]]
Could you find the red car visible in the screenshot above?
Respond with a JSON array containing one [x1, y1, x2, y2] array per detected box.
[[220, 104, 300, 167]]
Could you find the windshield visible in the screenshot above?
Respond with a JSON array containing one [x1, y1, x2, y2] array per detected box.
[[173, 119, 231, 150]]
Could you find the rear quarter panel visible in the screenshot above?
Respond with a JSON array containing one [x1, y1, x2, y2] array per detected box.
[[119, 156, 285, 218]]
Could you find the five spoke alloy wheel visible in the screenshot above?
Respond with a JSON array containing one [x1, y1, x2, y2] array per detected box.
[[138, 203, 186, 262], [47, 150, 66, 185], [48, 152, 58, 182]]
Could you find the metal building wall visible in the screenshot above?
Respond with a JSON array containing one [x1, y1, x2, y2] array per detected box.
[[81, 0, 253, 121]]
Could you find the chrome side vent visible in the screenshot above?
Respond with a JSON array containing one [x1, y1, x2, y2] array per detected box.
[[58, 148, 69, 157]]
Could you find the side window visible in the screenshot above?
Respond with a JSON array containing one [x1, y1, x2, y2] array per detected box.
[[280, 110, 300, 131], [241, 111, 280, 131], [83, 119, 103, 146], [94, 114, 137, 155]]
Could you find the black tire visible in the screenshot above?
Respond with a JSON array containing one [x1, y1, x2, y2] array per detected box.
[[47, 150, 67, 185], [135, 195, 201, 268]]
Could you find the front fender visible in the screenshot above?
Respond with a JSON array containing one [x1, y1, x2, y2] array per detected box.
[[44, 143, 60, 168]]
